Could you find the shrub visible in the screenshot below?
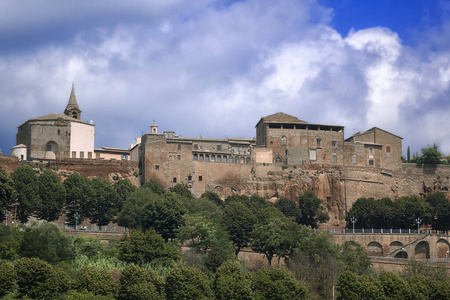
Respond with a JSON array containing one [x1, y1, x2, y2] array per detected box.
[[75, 267, 117, 297], [165, 265, 212, 300], [0, 260, 16, 297], [15, 257, 68, 299], [213, 260, 252, 300], [67, 290, 115, 300], [0, 224, 22, 260], [118, 265, 164, 300]]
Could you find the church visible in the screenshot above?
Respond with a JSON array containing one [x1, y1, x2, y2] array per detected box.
[[11, 85, 95, 161]]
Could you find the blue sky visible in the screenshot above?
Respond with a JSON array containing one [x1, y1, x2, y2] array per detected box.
[[1, 0, 450, 157]]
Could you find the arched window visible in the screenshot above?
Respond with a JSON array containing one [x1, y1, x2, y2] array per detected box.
[[352, 154, 357, 164], [281, 136, 287, 146], [386, 145, 391, 153], [211, 155, 215, 162], [229, 156, 233, 163], [246, 157, 251, 164], [223, 156, 227, 163], [205, 154, 210, 162], [199, 154, 204, 161], [72, 112, 77, 119], [234, 157, 239, 163], [240, 157, 245, 164], [274, 155, 283, 164], [332, 153, 337, 163], [193, 154, 198, 161], [217, 155, 221, 162]]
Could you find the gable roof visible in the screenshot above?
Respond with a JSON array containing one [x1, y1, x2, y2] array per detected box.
[[346, 127, 402, 141], [255, 112, 308, 127], [19, 113, 92, 127]]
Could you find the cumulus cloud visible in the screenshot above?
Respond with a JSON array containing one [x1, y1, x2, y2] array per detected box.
[[1, 0, 450, 156]]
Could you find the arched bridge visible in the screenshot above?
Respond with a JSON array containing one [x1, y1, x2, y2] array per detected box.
[[332, 233, 450, 260]]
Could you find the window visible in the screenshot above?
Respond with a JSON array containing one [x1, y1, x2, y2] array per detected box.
[[234, 157, 238, 163], [223, 156, 227, 163], [281, 136, 287, 146], [46, 144, 52, 151], [173, 177, 177, 183], [155, 165, 160, 170], [80, 151, 84, 158], [188, 175, 192, 181], [205, 155, 210, 162], [217, 155, 221, 162], [194, 144, 199, 150], [369, 159, 374, 166], [199, 154, 204, 161], [309, 149, 317, 161], [369, 147, 374, 158], [20, 155, 24, 160], [275, 156, 283, 163], [121, 154, 128, 160], [211, 155, 215, 162], [199, 176, 203, 181], [88, 152, 93, 159], [178, 145, 181, 150], [332, 141, 337, 147], [72, 151, 76, 158], [246, 157, 251, 164], [177, 155, 181, 160], [352, 154, 357, 164], [240, 157, 245, 164], [332, 153, 337, 163], [194, 154, 198, 161], [231, 149, 235, 154], [316, 138, 322, 148], [217, 145, 222, 151], [386, 145, 391, 153], [229, 156, 233, 163]]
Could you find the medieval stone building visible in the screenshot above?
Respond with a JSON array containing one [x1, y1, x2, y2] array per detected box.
[[13, 85, 95, 161]]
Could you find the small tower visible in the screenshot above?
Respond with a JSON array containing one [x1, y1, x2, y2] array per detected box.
[[64, 83, 82, 120], [150, 123, 158, 134]]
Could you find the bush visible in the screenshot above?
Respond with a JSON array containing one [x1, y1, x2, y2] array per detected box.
[[15, 257, 68, 299], [0, 224, 22, 260], [165, 265, 212, 300], [75, 267, 117, 297], [118, 265, 164, 300], [67, 290, 116, 300], [0, 260, 16, 297], [213, 260, 252, 300], [251, 267, 310, 300]]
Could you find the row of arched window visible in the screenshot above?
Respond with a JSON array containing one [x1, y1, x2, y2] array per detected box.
[[193, 153, 251, 164]]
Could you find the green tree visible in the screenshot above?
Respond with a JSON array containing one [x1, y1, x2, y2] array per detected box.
[[64, 173, 93, 225], [67, 290, 116, 300], [0, 166, 14, 223], [117, 188, 157, 229], [10, 165, 40, 223], [298, 191, 329, 228], [75, 267, 117, 297], [337, 271, 385, 300], [36, 170, 66, 221], [113, 179, 136, 211], [119, 229, 180, 265], [213, 260, 253, 300], [407, 146, 411, 162], [379, 271, 411, 300], [251, 216, 300, 266], [0, 224, 23, 260], [418, 143, 442, 165], [426, 192, 450, 231], [142, 179, 165, 195], [90, 177, 120, 229], [346, 197, 394, 228], [275, 197, 302, 224], [165, 266, 213, 300], [142, 192, 186, 241], [0, 259, 15, 298], [201, 191, 223, 206], [19, 222, 76, 264], [169, 183, 193, 199], [251, 267, 310, 300], [392, 195, 432, 228], [15, 257, 69, 299], [118, 265, 165, 300], [222, 201, 256, 255]]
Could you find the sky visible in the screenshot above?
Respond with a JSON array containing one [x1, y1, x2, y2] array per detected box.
[[1, 0, 450, 157]]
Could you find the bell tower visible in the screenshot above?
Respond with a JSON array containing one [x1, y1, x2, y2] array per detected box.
[[64, 83, 82, 120]]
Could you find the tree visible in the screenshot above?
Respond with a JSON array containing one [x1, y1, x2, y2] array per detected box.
[[346, 197, 394, 228], [418, 143, 442, 165], [222, 201, 256, 255], [0, 260, 15, 298], [15, 257, 69, 299], [392, 196, 432, 228], [407, 146, 411, 162], [251, 216, 300, 266], [201, 191, 223, 206], [0, 166, 14, 223], [142, 179, 165, 195], [10, 165, 40, 223], [336, 271, 385, 300], [379, 271, 411, 300], [213, 260, 253, 300], [113, 179, 136, 211], [36, 170, 66, 221], [0, 224, 23, 260], [426, 192, 450, 230], [117, 188, 157, 229], [75, 267, 117, 297], [169, 183, 193, 200], [118, 265, 165, 300], [119, 229, 180, 265], [89, 177, 120, 229], [165, 266, 213, 300], [275, 197, 302, 223], [64, 173, 93, 225], [298, 191, 329, 228], [251, 267, 310, 300]]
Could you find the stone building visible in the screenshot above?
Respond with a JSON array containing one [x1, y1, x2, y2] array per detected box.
[[13, 85, 95, 161]]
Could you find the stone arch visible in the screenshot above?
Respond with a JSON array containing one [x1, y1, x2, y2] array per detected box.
[[389, 241, 404, 253], [240, 157, 245, 164], [45, 141, 58, 159], [436, 239, 450, 258], [415, 241, 430, 259], [394, 251, 408, 259], [367, 241, 383, 256], [246, 157, 251, 164], [274, 155, 283, 164]]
